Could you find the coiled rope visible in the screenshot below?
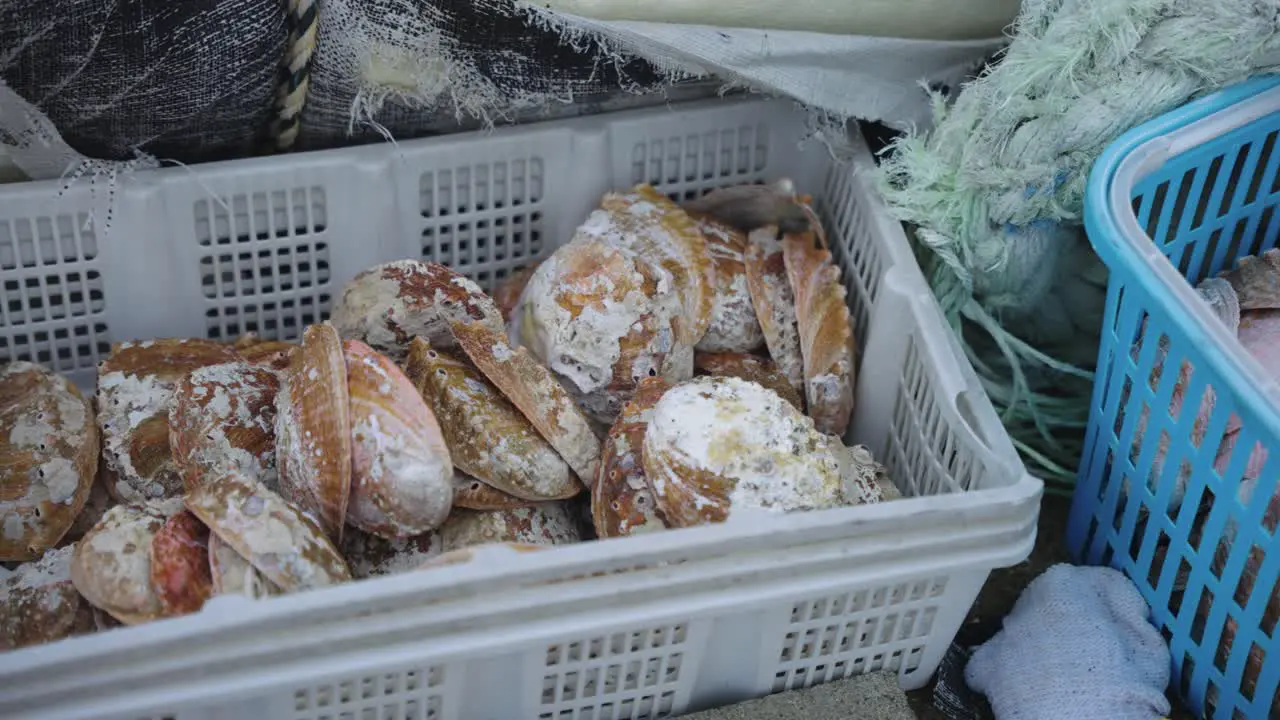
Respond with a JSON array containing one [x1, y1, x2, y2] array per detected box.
[[270, 0, 319, 151]]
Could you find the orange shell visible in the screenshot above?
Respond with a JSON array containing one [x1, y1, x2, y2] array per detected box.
[[596, 184, 715, 347], [0, 545, 96, 650], [782, 232, 855, 436], [170, 361, 280, 494], [405, 338, 579, 501], [329, 260, 506, 361], [693, 351, 803, 412], [450, 320, 602, 483], [593, 377, 671, 538], [70, 499, 183, 625], [96, 339, 241, 506], [0, 362, 99, 561], [744, 230, 804, 393], [149, 510, 213, 617], [344, 339, 454, 538], [689, 213, 764, 353], [512, 237, 684, 424], [185, 470, 351, 592], [274, 323, 352, 545]]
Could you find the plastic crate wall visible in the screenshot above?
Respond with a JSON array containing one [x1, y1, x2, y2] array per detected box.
[[1069, 77, 1280, 719], [0, 99, 1039, 720]]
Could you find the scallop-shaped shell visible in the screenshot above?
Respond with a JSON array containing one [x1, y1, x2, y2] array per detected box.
[[494, 262, 544, 322], [0, 362, 99, 561], [744, 230, 804, 393], [344, 339, 454, 538], [275, 324, 352, 545], [689, 214, 765, 353], [170, 362, 280, 494], [595, 184, 715, 347], [70, 499, 184, 625], [783, 232, 856, 436], [437, 503, 582, 553], [185, 471, 351, 592], [208, 533, 279, 598], [97, 339, 241, 506], [642, 376, 844, 527], [340, 526, 441, 580], [1, 545, 96, 650], [594, 377, 671, 538], [149, 510, 213, 616], [693, 351, 803, 412], [450, 319, 602, 483], [329, 260, 506, 361], [405, 338, 579, 501], [418, 543, 547, 570], [511, 237, 685, 424], [450, 472, 537, 511]]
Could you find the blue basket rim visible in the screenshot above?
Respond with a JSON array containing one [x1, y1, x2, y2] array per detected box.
[[1084, 73, 1280, 445]]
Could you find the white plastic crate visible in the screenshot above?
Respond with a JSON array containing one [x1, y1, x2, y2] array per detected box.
[[0, 98, 1043, 720]]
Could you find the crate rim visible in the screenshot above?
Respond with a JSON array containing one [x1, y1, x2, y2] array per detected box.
[[1083, 73, 1280, 456]]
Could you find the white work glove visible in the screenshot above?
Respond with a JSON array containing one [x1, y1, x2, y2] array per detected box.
[[965, 563, 1171, 720]]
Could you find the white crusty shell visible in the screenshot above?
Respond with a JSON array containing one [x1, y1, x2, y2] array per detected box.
[[70, 499, 184, 625], [1, 544, 96, 650], [438, 503, 582, 553], [642, 376, 845, 526], [0, 362, 99, 561]]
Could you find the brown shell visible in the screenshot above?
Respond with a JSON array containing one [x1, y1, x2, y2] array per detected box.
[[236, 340, 297, 371], [450, 472, 537, 511], [0, 362, 99, 561], [418, 543, 547, 570], [96, 339, 241, 506], [274, 323, 352, 545], [170, 362, 280, 494], [511, 236, 684, 424], [744, 230, 804, 392], [437, 503, 582, 553], [783, 232, 856, 436], [693, 351, 804, 412], [598, 184, 715, 346], [344, 339, 454, 538], [689, 213, 765, 353], [1, 545, 96, 650], [450, 319, 602, 483], [208, 533, 278, 598], [149, 510, 213, 616], [494, 262, 544, 322], [185, 470, 351, 592], [1218, 248, 1280, 310], [339, 526, 441, 580], [593, 377, 671, 538], [680, 179, 812, 236], [405, 338, 580, 501], [328, 260, 506, 361], [70, 499, 183, 625]]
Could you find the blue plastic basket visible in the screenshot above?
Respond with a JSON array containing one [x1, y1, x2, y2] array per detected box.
[[1069, 75, 1280, 719]]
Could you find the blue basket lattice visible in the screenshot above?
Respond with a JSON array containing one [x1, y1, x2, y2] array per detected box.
[[1069, 75, 1280, 719]]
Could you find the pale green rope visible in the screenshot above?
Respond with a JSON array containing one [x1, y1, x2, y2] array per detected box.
[[874, 0, 1280, 492]]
